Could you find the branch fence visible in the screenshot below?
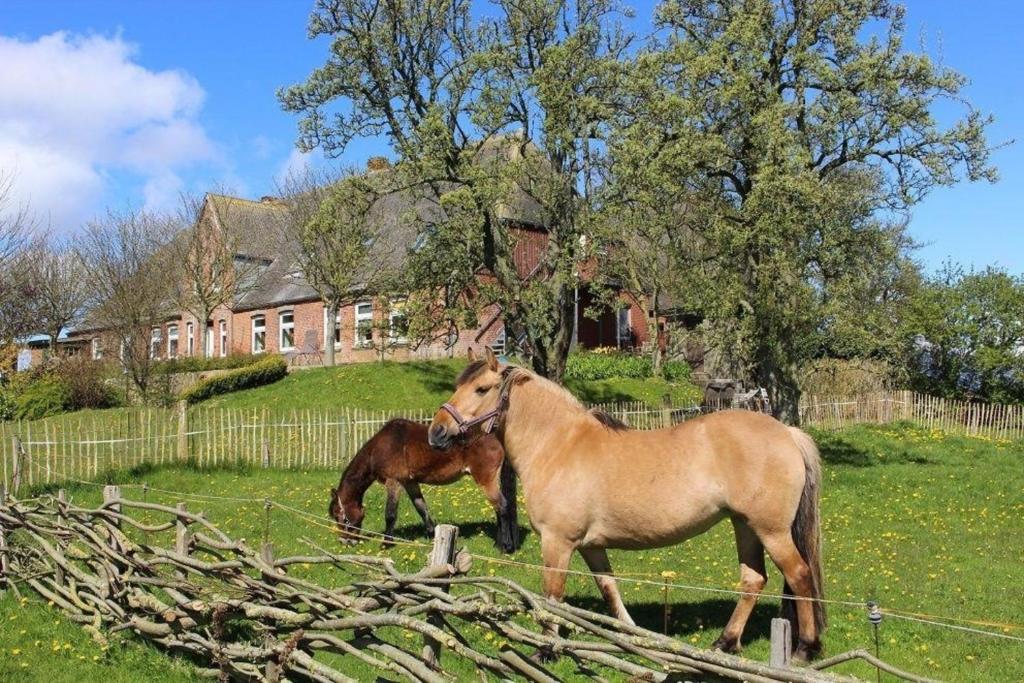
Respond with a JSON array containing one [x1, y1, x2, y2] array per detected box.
[[0, 486, 938, 682], [2, 391, 1023, 492]]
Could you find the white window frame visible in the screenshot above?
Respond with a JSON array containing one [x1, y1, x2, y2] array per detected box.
[[388, 300, 408, 345], [354, 301, 373, 348], [616, 306, 632, 347], [204, 323, 214, 358], [150, 328, 162, 360], [186, 322, 195, 356], [91, 338, 103, 360], [167, 325, 179, 358], [324, 306, 342, 349], [219, 320, 228, 357], [251, 315, 266, 353], [279, 310, 296, 351]]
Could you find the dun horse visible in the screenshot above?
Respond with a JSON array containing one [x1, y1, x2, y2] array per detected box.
[[429, 349, 826, 661], [328, 418, 519, 553]]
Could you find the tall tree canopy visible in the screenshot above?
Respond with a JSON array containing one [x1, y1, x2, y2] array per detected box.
[[608, 0, 995, 421], [280, 0, 630, 380]]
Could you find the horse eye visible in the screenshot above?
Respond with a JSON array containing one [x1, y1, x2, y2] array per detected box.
[[476, 386, 490, 395]]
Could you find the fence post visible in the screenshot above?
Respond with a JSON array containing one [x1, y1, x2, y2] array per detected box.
[[56, 489, 68, 585], [10, 437, 22, 496], [262, 438, 271, 468], [175, 502, 191, 580], [422, 524, 458, 669], [177, 400, 188, 461], [103, 485, 121, 582], [0, 484, 8, 594], [769, 618, 792, 668]]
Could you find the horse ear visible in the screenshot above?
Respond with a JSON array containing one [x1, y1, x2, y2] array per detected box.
[[467, 347, 477, 363], [484, 346, 499, 371]]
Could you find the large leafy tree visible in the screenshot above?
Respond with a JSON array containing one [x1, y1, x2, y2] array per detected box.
[[611, 0, 995, 422], [904, 266, 1024, 404], [280, 0, 629, 381]]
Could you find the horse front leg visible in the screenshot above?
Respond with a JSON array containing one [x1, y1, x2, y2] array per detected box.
[[382, 479, 402, 547], [533, 534, 574, 662], [402, 481, 435, 537], [579, 547, 635, 626], [475, 466, 517, 554]]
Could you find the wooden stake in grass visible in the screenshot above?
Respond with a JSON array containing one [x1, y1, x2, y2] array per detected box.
[[423, 523, 458, 669]]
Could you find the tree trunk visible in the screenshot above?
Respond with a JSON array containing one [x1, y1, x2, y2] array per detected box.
[[529, 284, 575, 383], [324, 302, 338, 367], [753, 347, 802, 425]]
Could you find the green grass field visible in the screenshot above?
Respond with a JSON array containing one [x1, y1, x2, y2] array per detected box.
[[200, 358, 703, 411], [2, 423, 1023, 681]]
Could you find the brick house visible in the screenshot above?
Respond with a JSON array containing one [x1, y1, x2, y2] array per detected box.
[[66, 160, 649, 366]]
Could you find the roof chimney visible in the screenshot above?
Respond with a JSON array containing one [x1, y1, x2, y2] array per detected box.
[[366, 156, 391, 173]]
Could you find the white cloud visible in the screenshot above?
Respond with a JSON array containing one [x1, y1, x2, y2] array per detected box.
[[275, 147, 323, 186], [0, 31, 217, 230]]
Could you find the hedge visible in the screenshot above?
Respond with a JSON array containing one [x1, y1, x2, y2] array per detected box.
[[154, 353, 264, 375], [565, 351, 653, 381], [180, 355, 288, 404], [564, 350, 692, 382]]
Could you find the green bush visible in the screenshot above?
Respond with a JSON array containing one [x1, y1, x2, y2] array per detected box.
[[565, 351, 653, 381], [180, 355, 288, 404], [14, 377, 72, 420], [154, 354, 263, 375], [0, 386, 16, 421], [661, 360, 691, 382]]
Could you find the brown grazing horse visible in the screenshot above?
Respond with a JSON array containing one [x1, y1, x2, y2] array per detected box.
[[429, 348, 826, 662], [328, 418, 519, 553]]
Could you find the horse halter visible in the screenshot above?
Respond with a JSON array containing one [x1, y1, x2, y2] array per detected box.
[[440, 369, 515, 435]]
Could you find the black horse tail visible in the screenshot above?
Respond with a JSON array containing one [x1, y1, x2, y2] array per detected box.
[[498, 456, 520, 553]]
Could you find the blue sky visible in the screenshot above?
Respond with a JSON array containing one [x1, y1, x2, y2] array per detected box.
[[1, 0, 1020, 273]]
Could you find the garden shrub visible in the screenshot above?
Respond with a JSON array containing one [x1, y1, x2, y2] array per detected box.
[[180, 355, 288, 404], [565, 350, 653, 381], [154, 353, 263, 375], [52, 355, 122, 411], [14, 376, 71, 420], [660, 360, 691, 382]]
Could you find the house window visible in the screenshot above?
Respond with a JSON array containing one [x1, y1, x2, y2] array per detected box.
[[324, 307, 341, 348], [150, 328, 162, 360], [354, 302, 373, 347], [489, 327, 506, 355], [251, 315, 266, 353], [205, 323, 214, 358], [389, 301, 408, 344], [186, 322, 195, 356], [167, 325, 179, 358], [91, 338, 103, 360], [279, 311, 295, 350], [616, 306, 632, 347], [219, 320, 228, 357]]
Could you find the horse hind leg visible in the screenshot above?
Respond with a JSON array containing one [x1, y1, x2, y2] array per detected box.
[[759, 529, 822, 662], [579, 547, 635, 626], [402, 481, 435, 537], [712, 518, 767, 653], [382, 479, 402, 547]]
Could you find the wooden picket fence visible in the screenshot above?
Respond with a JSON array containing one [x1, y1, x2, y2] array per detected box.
[[2, 391, 1022, 491]]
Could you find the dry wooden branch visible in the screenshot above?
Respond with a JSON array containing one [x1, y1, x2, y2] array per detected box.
[[0, 492, 870, 682]]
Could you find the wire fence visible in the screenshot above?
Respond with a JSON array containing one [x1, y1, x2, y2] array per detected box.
[[2, 390, 1023, 491]]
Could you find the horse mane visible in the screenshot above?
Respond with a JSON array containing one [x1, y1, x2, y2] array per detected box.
[[456, 360, 489, 386], [500, 365, 624, 432], [588, 408, 631, 431]]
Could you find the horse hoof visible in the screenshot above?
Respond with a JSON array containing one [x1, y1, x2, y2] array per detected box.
[[792, 639, 822, 664], [711, 635, 740, 654]]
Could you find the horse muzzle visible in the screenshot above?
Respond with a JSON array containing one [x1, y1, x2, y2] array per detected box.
[[428, 423, 454, 450]]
